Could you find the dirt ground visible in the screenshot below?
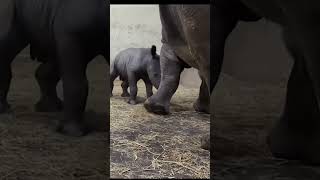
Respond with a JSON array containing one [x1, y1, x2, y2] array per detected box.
[[110, 80, 210, 179], [0, 51, 108, 180], [213, 74, 320, 179]]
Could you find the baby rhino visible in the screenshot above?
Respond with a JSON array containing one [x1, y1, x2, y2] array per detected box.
[[110, 45, 161, 105]]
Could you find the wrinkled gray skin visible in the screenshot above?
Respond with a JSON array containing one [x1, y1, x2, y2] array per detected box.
[[144, 5, 210, 115], [0, 0, 108, 136], [110, 46, 161, 105], [214, 0, 320, 165]]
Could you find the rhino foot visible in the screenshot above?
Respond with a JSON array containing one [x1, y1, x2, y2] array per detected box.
[[267, 127, 301, 161], [127, 99, 137, 105], [35, 97, 63, 112], [0, 102, 10, 114], [301, 134, 320, 165], [193, 100, 210, 114], [144, 98, 169, 115], [267, 118, 320, 164], [56, 121, 88, 137], [200, 134, 210, 150]]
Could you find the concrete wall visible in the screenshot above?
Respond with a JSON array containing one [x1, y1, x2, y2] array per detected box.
[[222, 20, 292, 85], [110, 5, 201, 88]]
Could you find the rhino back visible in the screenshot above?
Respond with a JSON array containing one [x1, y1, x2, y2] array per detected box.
[[114, 48, 151, 77], [15, 0, 107, 60]]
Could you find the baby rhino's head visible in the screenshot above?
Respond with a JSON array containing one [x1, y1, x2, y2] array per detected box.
[[147, 45, 161, 89]]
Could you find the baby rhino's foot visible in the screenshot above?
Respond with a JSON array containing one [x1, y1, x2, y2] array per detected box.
[[127, 99, 137, 105]]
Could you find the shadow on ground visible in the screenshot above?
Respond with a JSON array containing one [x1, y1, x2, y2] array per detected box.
[[110, 80, 210, 179], [213, 74, 320, 179], [0, 54, 108, 179]]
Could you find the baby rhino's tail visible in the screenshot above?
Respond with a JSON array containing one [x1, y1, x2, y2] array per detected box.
[[151, 45, 156, 57]]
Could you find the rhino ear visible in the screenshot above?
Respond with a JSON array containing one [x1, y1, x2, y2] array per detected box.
[[151, 45, 156, 57]]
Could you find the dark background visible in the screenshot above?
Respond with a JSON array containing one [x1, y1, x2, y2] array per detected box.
[[213, 20, 320, 179]]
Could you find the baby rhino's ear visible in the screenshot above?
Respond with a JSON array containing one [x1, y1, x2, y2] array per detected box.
[[151, 45, 156, 57]]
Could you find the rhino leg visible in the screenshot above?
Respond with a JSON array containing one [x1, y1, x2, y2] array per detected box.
[[267, 1, 320, 164], [121, 81, 130, 97], [268, 27, 320, 164], [200, 5, 238, 150], [211, 4, 238, 92], [35, 61, 63, 112], [110, 66, 118, 97], [143, 78, 153, 98], [144, 44, 183, 115], [55, 36, 90, 137], [194, 77, 210, 114], [127, 72, 138, 105], [197, 78, 210, 150], [0, 28, 27, 113], [267, 50, 310, 161]]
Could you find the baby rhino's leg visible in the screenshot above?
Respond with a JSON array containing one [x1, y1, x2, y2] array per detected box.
[[121, 80, 130, 97], [143, 78, 153, 98], [127, 72, 138, 105]]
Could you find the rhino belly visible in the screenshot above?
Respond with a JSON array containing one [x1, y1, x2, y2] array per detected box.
[[174, 46, 200, 69], [240, 0, 285, 25], [29, 34, 56, 61]]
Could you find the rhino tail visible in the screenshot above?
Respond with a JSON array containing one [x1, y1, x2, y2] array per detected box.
[[110, 56, 118, 77], [110, 60, 115, 74], [151, 45, 156, 57]]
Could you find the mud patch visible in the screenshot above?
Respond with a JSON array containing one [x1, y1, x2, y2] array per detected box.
[[110, 80, 210, 179]]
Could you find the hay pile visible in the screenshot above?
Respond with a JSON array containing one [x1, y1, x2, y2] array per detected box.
[[110, 80, 210, 179]]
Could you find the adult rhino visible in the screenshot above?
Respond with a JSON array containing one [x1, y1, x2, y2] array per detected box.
[[0, 0, 108, 136], [144, 5, 210, 115], [215, 0, 320, 164]]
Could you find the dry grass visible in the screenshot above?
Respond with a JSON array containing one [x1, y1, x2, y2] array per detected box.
[[110, 80, 210, 179]]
